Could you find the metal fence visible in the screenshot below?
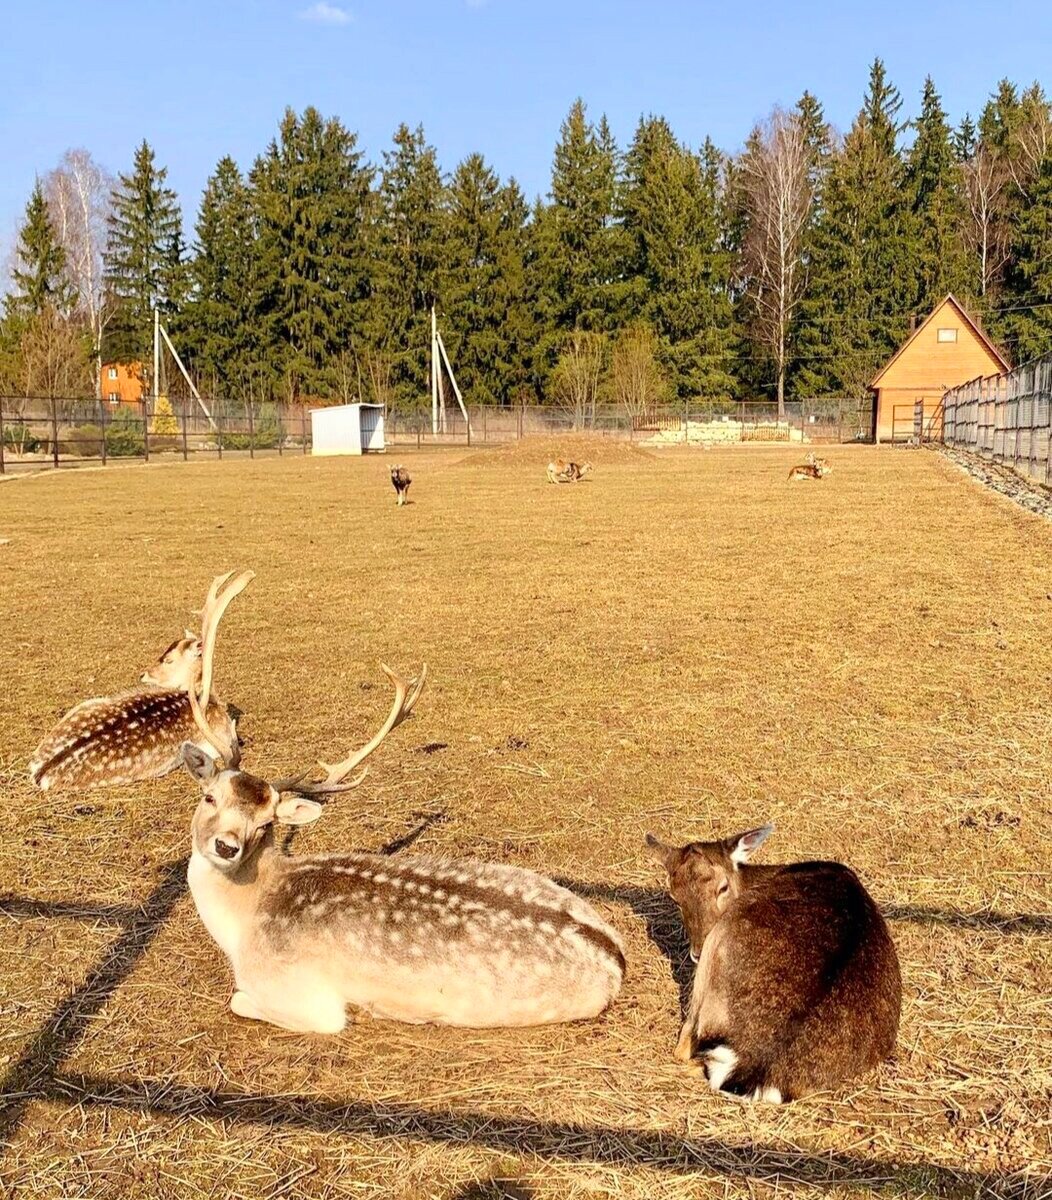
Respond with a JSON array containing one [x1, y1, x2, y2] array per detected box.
[[0, 394, 874, 473], [938, 358, 1052, 485]]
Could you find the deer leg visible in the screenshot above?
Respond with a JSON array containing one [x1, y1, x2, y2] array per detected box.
[[231, 986, 347, 1034]]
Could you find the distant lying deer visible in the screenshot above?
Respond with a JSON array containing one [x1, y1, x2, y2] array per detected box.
[[29, 572, 250, 790], [390, 464, 411, 505], [806, 451, 832, 475], [546, 459, 593, 484], [646, 825, 900, 1103], [788, 462, 823, 482], [181, 654, 624, 1032]]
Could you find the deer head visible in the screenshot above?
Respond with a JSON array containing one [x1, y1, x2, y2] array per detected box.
[[645, 825, 774, 959], [140, 632, 203, 691]]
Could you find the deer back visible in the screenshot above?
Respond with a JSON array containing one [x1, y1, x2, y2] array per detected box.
[[237, 850, 625, 1027], [31, 689, 234, 790], [694, 861, 900, 1099]]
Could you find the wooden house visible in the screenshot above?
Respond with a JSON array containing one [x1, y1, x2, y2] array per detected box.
[[100, 361, 145, 406], [869, 296, 1009, 442]]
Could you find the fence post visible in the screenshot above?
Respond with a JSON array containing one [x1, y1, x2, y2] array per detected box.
[[99, 399, 107, 466], [142, 399, 150, 463], [51, 396, 60, 468], [217, 404, 223, 459], [247, 402, 255, 459], [277, 403, 284, 457], [0, 395, 5, 475], [683, 395, 688, 443], [482, 407, 487, 443], [181, 404, 189, 461], [518, 407, 523, 440], [302, 406, 308, 454]]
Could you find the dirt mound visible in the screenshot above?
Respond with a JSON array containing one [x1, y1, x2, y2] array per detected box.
[[465, 433, 655, 468]]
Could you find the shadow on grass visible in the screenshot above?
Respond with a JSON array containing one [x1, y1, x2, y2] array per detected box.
[[38, 1071, 1034, 1198]]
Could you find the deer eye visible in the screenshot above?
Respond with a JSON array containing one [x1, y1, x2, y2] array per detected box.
[[716, 879, 730, 895], [203, 794, 216, 806]]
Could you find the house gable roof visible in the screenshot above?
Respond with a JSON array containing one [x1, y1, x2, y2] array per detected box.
[[869, 294, 1010, 390]]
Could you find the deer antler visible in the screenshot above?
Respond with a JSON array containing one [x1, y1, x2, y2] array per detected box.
[[186, 570, 255, 767], [274, 663, 427, 796]]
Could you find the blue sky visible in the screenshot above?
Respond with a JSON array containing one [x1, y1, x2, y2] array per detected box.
[[3, 0, 1052, 252]]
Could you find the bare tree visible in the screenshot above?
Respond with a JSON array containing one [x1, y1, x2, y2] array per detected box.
[[739, 109, 813, 416], [610, 323, 667, 424], [43, 149, 114, 397], [21, 306, 93, 398], [962, 146, 1012, 298], [550, 331, 607, 429], [357, 345, 395, 410]]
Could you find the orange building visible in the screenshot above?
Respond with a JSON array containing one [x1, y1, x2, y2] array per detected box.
[[869, 296, 1009, 443], [101, 361, 145, 406]]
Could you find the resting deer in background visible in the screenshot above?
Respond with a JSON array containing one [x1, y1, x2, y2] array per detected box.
[[30, 572, 251, 790], [546, 459, 593, 484], [788, 462, 823, 482], [390, 464, 412, 505], [646, 825, 900, 1103], [180, 654, 624, 1033], [805, 451, 832, 475]]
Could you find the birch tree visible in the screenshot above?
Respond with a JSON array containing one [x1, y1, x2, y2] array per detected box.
[[44, 150, 113, 395], [739, 109, 812, 415]]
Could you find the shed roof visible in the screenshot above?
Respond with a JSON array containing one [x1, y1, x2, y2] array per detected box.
[[869, 294, 1010, 390]]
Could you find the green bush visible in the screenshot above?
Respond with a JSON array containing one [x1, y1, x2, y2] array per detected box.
[[105, 409, 145, 457]]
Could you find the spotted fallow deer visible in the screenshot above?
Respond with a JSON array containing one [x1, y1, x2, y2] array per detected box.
[[645, 825, 900, 1103], [546, 459, 593, 484], [180, 663, 625, 1033], [29, 572, 252, 790]]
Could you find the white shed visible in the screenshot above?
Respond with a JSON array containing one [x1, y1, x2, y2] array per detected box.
[[310, 403, 386, 456]]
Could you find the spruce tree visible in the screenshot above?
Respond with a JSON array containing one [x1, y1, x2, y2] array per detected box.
[[185, 156, 258, 395], [907, 77, 969, 312], [368, 124, 446, 408], [542, 99, 626, 337], [621, 118, 735, 399], [250, 107, 373, 399], [1002, 152, 1052, 360], [104, 140, 183, 363], [439, 156, 534, 406], [793, 60, 913, 397], [4, 181, 77, 321]]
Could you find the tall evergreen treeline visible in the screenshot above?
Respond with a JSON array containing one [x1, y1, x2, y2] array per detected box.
[[4, 61, 1052, 407]]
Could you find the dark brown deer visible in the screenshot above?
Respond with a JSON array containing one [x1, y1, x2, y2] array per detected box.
[[180, 662, 625, 1033], [29, 572, 251, 790], [645, 825, 901, 1103], [390, 464, 412, 505]]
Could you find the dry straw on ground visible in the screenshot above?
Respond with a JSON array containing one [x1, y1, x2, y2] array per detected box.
[[0, 443, 1049, 1199]]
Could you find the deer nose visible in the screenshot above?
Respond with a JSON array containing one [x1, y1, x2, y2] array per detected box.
[[214, 837, 241, 861]]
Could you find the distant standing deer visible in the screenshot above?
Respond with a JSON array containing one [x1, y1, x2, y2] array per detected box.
[[180, 652, 625, 1032], [390, 465, 412, 505], [29, 572, 252, 790], [546, 459, 593, 484], [645, 825, 900, 1103]]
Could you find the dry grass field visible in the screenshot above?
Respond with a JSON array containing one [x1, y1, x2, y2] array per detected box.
[[0, 443, 1049, 1199]]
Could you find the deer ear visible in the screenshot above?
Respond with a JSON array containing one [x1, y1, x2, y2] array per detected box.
[[182, 742, 217, 784], [275, 796, 323, 826], [727, 824, 774, 866], [645, 832, 684, 872]]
